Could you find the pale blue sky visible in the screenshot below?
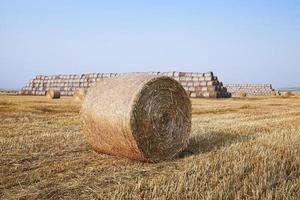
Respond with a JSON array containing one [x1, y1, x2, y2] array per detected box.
[[0, 0, 299, 88]]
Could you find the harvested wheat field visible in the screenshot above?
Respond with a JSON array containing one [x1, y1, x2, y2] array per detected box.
[[0, 95, 299, 199]]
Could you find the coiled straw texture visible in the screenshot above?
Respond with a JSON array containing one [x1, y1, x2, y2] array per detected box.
[[74, 88, 86, 101], [46, 89, 60, 99]]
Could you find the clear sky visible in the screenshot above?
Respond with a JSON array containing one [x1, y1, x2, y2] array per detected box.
[[0, 0, 299, 89]]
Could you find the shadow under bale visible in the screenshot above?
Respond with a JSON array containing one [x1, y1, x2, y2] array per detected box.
[[178, 131, 253, 158]]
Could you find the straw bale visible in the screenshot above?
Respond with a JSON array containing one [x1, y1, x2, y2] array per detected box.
[[180, 81, 187, 86], [194, 82, 200, 87], [167, 72, 174, 77], [192, 77, 199, 81], [179, 77, 186, 81], [185, 77, 192, 81], [187, 82, 193, 87], [283, 91, 295, 97], [204, 72, 213, 77], [207, 81, 218, 86], [271, 91, 278, 96], [81, 74, 191, 162], [208, 86, 217, 92], [178, 72, 186, 77], [185, 72, 193, 77], [202, 91, 210, 97], [201, 87, 208, 92], [199, 76, 205, 81], [188, 86, 195, 92], [190, 92, 196, 98], [173, 72, 180, 77], [204, 76, 213, 81], [46, 89, 60, 99], [238, 91, 247, 97], [73, 88, 87, 101], [200, 82, 207, 86]]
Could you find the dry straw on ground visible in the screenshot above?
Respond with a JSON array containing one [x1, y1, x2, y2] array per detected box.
[[1, 95, 300, 199], [74, 88, 86, 101], [46, 89, 60, 99], [81, 74, 192, 162]]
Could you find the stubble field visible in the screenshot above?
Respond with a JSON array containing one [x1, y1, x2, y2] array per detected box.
[[0, 95, 299, 199]]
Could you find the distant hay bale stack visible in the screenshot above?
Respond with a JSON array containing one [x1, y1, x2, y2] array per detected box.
[[74, 88, 86, 101], [46, 89, 60, 99], [238, 91, 247, 98], [81, 74, 191, 162]]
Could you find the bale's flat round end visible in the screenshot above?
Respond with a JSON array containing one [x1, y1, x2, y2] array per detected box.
[[74, 88, 86, 101], [46, 89, 60, 99], [131, 76, 191, 162]]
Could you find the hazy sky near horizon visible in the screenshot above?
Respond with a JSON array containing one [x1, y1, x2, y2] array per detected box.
[[0, 0, 299, 89]]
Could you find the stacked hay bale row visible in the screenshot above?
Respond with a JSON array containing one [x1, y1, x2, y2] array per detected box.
[[20, 71, 231, 98], [20, 73, 122, 96], [175, 72, 231, 98], [224, 84, 274, 96], [138, 71, 231, 98], [0, 89, 19, 95]]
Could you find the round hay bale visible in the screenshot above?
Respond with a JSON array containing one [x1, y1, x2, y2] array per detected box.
[[81, 74, 191, 162], [74, 88, 86, 101], [283, 91, 295, 97], [46, 89, 60, 99], [271, 90, 281, 97], [238, 91, 247, 97]]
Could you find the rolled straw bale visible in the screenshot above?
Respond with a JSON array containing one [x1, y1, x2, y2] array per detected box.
[[283, 91, 295, 97], [204, 72, 213, 77], [187, 82, 193, 87], [179, 77, 186, 81], [180, 81, 187, 86], [167, 71, 174, 77], [192, 77, 199, 81], [199, 76, 205, 81], [81, 74, 191, 162], [238, 91, 247, 98], [194, 82, 200, 87], [186, 77, 192, 81], [202, 91, 210, 97], [271, 90, 278, 96], [200, 81, 207, 86], [204, 76, 213, 81], [46, 89, 60, 99], [190, 92, 196, 98], [74, 88, 87, 101], [173, 71, 180, 77], [188, 86, 195, 92], [178, 72, 185, 77]]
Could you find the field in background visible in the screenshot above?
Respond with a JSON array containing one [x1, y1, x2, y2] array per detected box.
[[0, 95, 299, 199]]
